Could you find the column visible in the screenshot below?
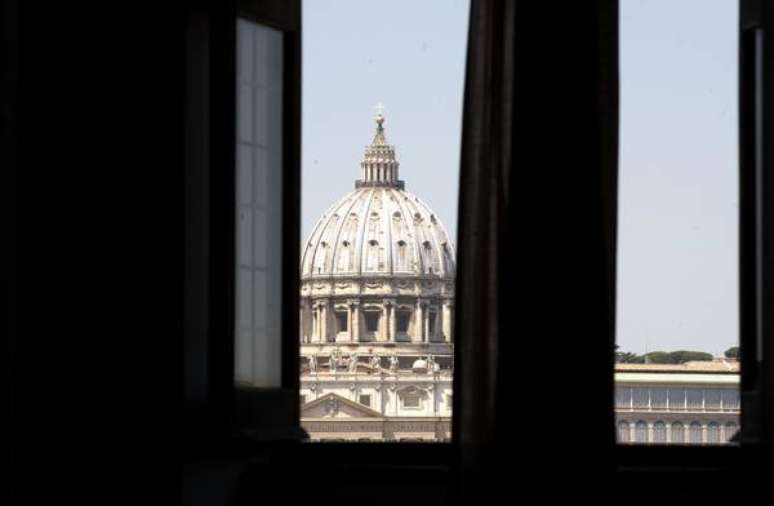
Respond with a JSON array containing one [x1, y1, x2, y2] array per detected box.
[[348, 302, 355, 341], [423, 304, 430, 343], [320, 300, 328, 342], [351, 302, 360, 342], [311, 303, 319, 343], [442, 301, 453, 343], [299, 305, 304, 343], [414, 299, 424, 343]]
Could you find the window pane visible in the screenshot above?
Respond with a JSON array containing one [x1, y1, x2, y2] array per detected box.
[[687, 389, 703, 410], [614, 0, 740, 445], [298, 0, 468, 442], [651, 388, 667, 409], [234, 19, 284, 388], [705, 389, 722, 410], [615, 387, 632, 409], [668, 388, 685, 410], [722, 389, 740, 410], [632, 388, 648, 409]]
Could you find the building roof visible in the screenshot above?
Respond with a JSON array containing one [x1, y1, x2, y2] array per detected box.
[[615, 360, 740, 385], [300, 113, 456, 279], [615, 360, 739, 373]]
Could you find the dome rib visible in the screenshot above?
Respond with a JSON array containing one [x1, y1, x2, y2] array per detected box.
[[302, 195, 342, 275], [384, 190, 394, 275], [414, 194, 452, 277], [302, 187, 454, 280], [328, 193, 360, 275], [302, 113, 455, 281], [392, 189, 424, 275], [356, 188, 375, 275]]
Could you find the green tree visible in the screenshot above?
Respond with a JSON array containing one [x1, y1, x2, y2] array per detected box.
[[641, 350, 714, 364], [669, 350, 714, 363], [643, 351, 672, 364], [724, 346, 740, 359], [615, 350, 645, 363]]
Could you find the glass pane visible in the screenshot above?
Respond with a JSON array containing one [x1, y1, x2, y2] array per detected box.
[[299, 0, 468, 442], [615, 0, 740, 444], [234, 18, 284, 388]]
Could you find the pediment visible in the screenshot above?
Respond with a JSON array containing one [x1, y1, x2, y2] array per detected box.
[[302, 393, 382, 418]]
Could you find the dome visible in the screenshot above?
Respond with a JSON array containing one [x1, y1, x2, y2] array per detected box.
[[301, 113, 455, 280]]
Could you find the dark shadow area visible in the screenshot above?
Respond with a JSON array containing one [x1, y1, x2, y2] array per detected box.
[[9, 0, 774, 505]]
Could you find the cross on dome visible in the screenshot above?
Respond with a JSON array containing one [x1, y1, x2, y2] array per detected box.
[[358, 106, 403, 189]]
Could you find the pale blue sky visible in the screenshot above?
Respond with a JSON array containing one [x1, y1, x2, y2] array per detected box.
[[616, 0, 738, 356], [302, 0, 739, 356]]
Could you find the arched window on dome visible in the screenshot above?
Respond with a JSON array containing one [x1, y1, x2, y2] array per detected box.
[[441, 242, 454, 272], [421, 240, 434, 273], [314, 241, 329, 273], [366, 239, 380, 271], [396, 240, 409, 271], [336, 240, 352, 272]]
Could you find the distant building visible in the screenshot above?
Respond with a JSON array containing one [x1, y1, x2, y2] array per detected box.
[[615, 360, 740, 444], [299, 111, 454, 441]]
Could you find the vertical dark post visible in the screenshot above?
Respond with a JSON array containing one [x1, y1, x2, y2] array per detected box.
[[740, 0, 774, 444]]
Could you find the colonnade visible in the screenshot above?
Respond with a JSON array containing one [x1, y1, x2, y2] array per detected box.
[[300, 297, 453, 344]]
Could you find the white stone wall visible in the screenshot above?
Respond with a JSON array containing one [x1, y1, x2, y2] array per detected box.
[[301, 375, 453, 418]]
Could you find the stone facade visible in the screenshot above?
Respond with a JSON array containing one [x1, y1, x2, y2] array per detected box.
[[300, 111, 454, 441], [614, 361, 740, 444]]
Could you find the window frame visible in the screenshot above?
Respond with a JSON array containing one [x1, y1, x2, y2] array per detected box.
[[615, 0, 774, 475], [183, 0, 454, 464], [183, 0, 774, 477]]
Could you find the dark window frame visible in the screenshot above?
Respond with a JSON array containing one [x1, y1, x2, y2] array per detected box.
[[182, 0, 774, 479], [183, 0, 452, 465], [614, 0, 774, 479]]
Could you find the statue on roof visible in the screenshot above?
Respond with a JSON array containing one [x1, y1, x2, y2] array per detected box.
[[349, 352, 359, 373], [370, 354, 381, 373]]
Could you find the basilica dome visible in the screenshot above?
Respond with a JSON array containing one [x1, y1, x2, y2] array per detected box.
[[301, 114, 455, 281], [299, 111, 455, 442], [299, 111, 455, 348]]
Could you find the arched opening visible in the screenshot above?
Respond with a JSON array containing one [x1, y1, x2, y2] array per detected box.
[[617, 421, 630, 443], [671, 422, 685, 444]]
